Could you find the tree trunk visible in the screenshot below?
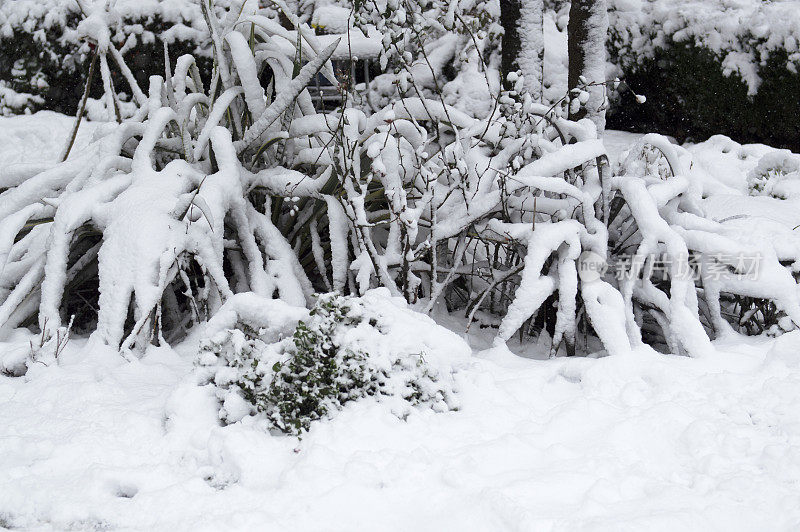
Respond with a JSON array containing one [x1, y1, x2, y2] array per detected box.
[[567, 0, 608, 133], [501, 0, 544, 99], [500, 0, 522, 91], [519, 0, 544, 101]]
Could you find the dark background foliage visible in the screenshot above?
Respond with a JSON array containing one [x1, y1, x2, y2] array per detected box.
[[2, 4, 798, 150], [0, 14, 211, 115], [608, 42, 800, 151]]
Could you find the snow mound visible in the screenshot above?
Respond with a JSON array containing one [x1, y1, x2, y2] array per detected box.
[[747, 150, 800, 199], [0, 111, 97, 167], [198, 289, 470, 431]]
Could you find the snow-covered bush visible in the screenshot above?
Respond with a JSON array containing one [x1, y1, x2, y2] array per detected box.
[[0, 82, 43, 116], [5, 0, 610, 362], [353, 0, 502, 117], [608, 134, 800, 352], [265, 294, 378, 434], [731, 296, 797, 337], [747, 151, 800, 199], [4, 0, 800, 368], [608, 0, 800, 95], [0, 0, 346, 356], [0, 0, 229, 114], [605, 0, 800, 150], [198, 290, 463, 434]]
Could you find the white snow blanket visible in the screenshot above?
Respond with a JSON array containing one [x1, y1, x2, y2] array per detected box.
[[1, 330, 800, 529], [2, 116, 800, 530]]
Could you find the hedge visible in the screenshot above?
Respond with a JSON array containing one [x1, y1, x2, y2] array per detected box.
[[607, 42, 800, 152], [606, 0, 800, 150], [0, 0, 220, 115]]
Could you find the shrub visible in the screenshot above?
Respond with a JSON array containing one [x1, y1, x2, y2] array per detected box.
[[5, 0, 651, 363], [747, 150, 800, 199], [199, 292, 460, 435], [0, 0, 222, 114], [605, 0, 800, 151], [607, 42, 800, 152], [265, 294, 376, 434], [5, 0, 800, 368]]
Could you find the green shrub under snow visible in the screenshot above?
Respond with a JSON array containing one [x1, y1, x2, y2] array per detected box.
[[198, 292, 462, 435], [747, 151, 800, 199]]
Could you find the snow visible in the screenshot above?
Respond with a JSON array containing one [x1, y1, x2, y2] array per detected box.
[[325, 196, 350, 292], [568, 0, 609, 131], [519, 0, 544, 99], [311, 5, 352, 35], [488, 219, 581, 346], [203, 292, 308, 341], [3, 326, 800, 529], [0, 0, 233, 46], [607, 0, 800, 95], [3, 96, 800, 527], [0, 111, 97, 167], [543, 10, 570, 102]]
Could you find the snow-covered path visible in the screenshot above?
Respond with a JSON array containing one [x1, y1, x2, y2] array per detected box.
[[2, 333, 800, 530]]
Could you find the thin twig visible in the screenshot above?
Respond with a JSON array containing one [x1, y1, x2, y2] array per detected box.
[[61, 49, 99, 162]]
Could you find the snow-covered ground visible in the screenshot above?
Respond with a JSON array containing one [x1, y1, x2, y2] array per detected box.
[[2, 114, 800, 530], [2, 327, 800, 530], [0, 111, 98, 166]]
